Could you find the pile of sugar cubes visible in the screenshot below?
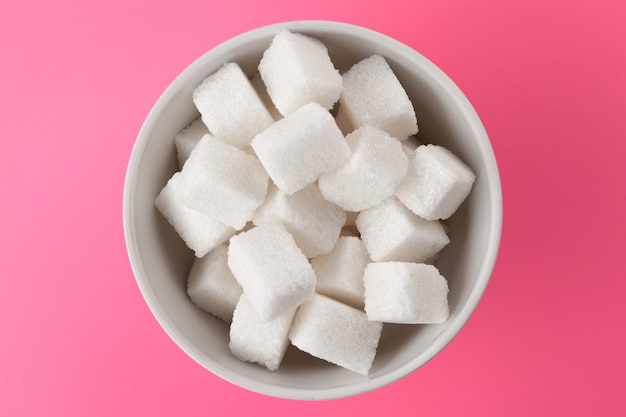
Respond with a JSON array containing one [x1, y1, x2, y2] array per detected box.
[[155, 30, 476, 375]]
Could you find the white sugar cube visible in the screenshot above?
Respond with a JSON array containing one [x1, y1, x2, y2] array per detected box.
[[340, 54, 418, 141], [259, 30, 342, 116], [227, 224, 316, 321], [229, 293, 297, 371], [177, 135, 268, 230], [289, 293, 383, 375], [154, 172, 236, 258], [192, 62, 274, 149], [174, 117, 208, 168], [356, 197, 449, 263], [318, 126, 409, 211], [251, 102, 350, 195], [252, 183, 346, 258], [363, 262, 449, 324], [187, 244, 242, 323], [311, 236, 370, 310], [396, 144, 476, 220]]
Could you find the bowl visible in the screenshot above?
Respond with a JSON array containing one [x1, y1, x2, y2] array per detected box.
[[123, 20, 502, 400]]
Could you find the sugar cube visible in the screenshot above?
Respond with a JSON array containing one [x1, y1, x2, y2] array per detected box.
[[252, 183, 346, 258], [340, 54, 418, 141], [187, 244, 242, 323], [229, 293, 297, 371], [355, 197, 449, 263], [258, 30, 342, 116], [174, 117, 208, 168], [396, 144, 476, 220], [192, 62, 274, 149], [154, 172, 236, 258], [251, 102, 350, 195], [227, 224, 316, 321], [318, 125, 409, 211], [311, 236, 370, 310], [176, 135, 269, 230], [289, 293, 383, 376], [363, 262, 449, 324]]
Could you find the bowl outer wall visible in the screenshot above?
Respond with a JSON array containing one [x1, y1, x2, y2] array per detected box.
[[123, 20, 503, 400]]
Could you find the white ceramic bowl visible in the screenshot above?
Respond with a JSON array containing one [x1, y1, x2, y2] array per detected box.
[[123, 20, 502, 400]]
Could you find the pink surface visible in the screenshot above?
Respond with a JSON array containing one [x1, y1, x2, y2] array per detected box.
[[1, 0, 625, 415]]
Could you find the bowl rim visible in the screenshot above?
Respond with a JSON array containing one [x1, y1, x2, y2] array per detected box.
[[123, 19, 503, 400]]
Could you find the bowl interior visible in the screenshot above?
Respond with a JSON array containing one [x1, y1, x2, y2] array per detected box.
[[124, 21, 502, 400]]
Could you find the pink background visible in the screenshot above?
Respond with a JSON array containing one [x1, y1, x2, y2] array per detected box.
[[2, 0, 625, 415]]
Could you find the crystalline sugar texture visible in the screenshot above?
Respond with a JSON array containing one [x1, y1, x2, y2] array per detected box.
[[252, 183, 346, 258], [318, 125, 409, 211], [176, 135, 268, 230], [227, 224, 316, 321], [192, 62, 274, 149], [229, 293, 297, 371], [187, 244, 242, 323], [355, 197, 449, 263], [363, 262, 449, 324], [289, 293, 383, 376], [154, 172, 236, 258], [311, 236, 370, 310], [340, 54, 418, 141], [396, 144, 476, 220], [251, 102, 350, 195], [258, 29, 342, 116]]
